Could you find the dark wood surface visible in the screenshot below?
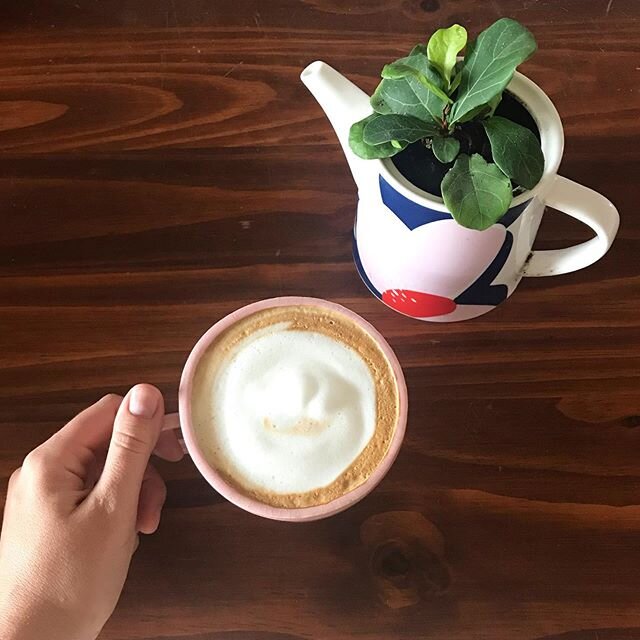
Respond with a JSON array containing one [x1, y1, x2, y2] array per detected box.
[[1, 1, 639, 638]]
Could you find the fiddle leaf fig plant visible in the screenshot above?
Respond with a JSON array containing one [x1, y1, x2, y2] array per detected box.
[[349, 18, 544, 231]]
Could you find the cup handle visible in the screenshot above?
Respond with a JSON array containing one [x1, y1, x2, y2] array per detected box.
[[522, 175, 620, 277], [160, 412, 188, 455]]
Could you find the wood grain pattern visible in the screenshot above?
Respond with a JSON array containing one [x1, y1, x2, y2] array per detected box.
[[1, 1, 639, 638]]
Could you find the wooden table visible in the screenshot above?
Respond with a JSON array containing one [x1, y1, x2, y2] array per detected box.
[[1, 1, 639, 638]]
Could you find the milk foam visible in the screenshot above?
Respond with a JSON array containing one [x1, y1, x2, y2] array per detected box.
[[197, 321, 377, 495]]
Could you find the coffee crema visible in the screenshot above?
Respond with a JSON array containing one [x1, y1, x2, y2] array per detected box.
[[191, 305, 399, 508]]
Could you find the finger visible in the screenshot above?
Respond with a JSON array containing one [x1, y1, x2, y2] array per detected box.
[[45, 394, 123, 457], [153, 429, 184, 462], [95, 384, 164, 514], [19, 395, 123, 495], [136, 464, 167, 534]]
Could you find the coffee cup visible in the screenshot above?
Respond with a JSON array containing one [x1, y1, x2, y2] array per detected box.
[[162, 296, 408, 522]]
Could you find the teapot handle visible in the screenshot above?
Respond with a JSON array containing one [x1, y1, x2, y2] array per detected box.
[[522, 176, 619, 277]]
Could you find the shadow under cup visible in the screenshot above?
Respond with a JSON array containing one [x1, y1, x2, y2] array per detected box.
[[165, 296, 408, 522]]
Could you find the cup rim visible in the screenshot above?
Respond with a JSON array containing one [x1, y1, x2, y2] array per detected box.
[[178, 296, 408, 522], [379, 70, 565, 212]]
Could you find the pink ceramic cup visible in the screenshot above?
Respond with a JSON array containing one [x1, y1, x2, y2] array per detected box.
[[163, 296, 408, 522]]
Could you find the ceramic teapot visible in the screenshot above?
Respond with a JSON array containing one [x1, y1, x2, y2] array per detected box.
[[301, 61, 619, 322]]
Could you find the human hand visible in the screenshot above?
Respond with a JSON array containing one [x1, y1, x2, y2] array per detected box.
[[0, 385, 184, 640]]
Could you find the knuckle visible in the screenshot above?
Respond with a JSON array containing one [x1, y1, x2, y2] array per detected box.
[[94, 491, 119, 518], [8, 467, 21, 488], [113, 427, 151, 456], [90, 494, 136, 545], [21, 449, 51, 478]]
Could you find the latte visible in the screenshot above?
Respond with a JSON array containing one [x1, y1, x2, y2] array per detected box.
[[190, 304, 399, 508]]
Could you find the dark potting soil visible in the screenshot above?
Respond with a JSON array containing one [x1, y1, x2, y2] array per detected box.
[[390, 91, 540, 197]]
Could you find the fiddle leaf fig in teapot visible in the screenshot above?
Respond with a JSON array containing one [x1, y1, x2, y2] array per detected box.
[[349, 18, 544, 231]]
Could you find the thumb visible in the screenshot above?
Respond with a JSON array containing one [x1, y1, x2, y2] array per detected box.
[[96, 384, 164, 514]]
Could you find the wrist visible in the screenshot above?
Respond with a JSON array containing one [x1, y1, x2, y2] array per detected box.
[[0, 613, 42, 640], [0, 601, 91, 640]]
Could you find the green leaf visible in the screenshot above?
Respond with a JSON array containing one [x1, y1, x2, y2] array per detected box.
[[449, 69, 462, 94], [483, 116, 544, 189], [486, 92, 502, 117], [441, 153, 513, 230], [427, 24, 467, 86], [431, 135, 460, 163], [370, 49, 447, 124], [370, 83, 394, 114], [450, 18, 537, 124], [382, 62, 453, 104], [363, 113, 439, 145], [455, 102, 488, 123], [455, 92, 502, 123], [349, 115, 408, 159], [409, 43, 429, 57], [448, 61, 464, 97]]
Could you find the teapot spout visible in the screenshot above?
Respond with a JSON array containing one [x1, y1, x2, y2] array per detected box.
[[301, 61, 376, 192]]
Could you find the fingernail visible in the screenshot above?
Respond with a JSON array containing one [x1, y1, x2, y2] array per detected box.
[[129, 385, 159, 418]]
